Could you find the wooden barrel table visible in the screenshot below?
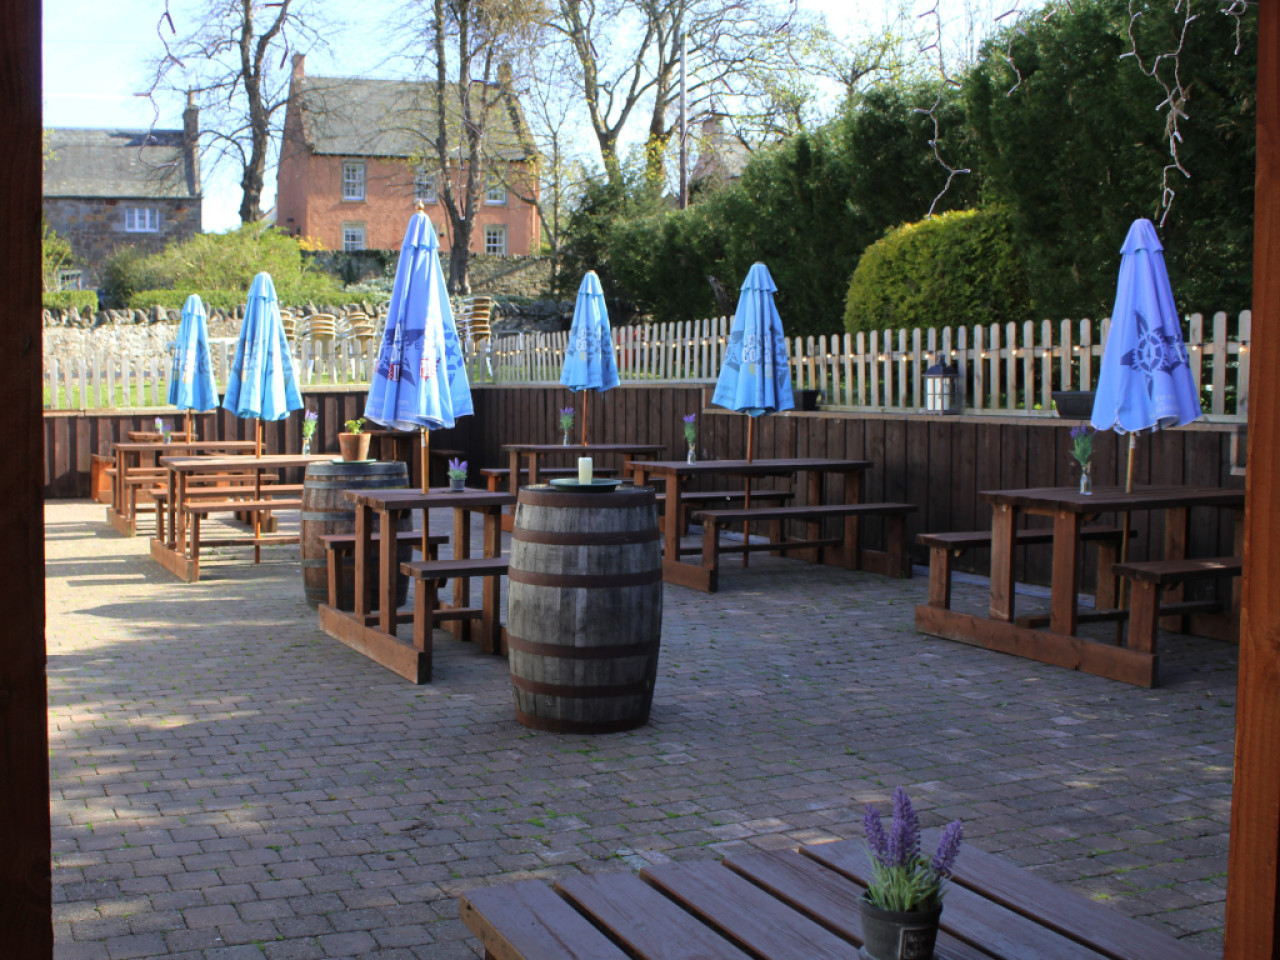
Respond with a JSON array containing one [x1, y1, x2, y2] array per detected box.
[[507, 484, 663, 733], [300, 460, 411, 608]]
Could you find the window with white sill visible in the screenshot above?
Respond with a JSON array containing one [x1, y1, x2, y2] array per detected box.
[[342, 161, 366, 201]]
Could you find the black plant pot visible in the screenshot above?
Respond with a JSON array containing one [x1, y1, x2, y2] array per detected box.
[[795, 389, 821, 411], [1051, 391, 1095, 420], [858, 897, 942, 960]]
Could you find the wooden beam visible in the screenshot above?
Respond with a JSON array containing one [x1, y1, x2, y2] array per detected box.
[[0, 0, 51, 955], [1226, 2, 1280, 956]]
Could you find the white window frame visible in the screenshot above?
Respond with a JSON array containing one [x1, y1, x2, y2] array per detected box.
[[414, 170, 437, 204], [342, 161, 366, 201], [124, 206, 159, 232], [342, 222, 367, 251], [57, 269, 82, 291], [484, 173, 507, 206], [483, 224, 507, 255]]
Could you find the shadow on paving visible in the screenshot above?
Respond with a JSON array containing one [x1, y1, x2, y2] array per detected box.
[[45, 500, 1234, 958]]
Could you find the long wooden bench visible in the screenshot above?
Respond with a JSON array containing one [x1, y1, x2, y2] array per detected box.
[[920, 526, 1125, 611], [657, 488, 795, 535], [1114, 556, 1243, 656], [694, 502, 917, 592], [188, 497, 302, 563], [320, 530, 448, 610], [401, 557, 509, 668]]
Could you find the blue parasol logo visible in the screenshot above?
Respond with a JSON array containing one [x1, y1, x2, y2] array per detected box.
[[1120, 309, 1190, 398]]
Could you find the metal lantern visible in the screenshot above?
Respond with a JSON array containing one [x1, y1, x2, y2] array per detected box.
[[924, 356, 960, 414]]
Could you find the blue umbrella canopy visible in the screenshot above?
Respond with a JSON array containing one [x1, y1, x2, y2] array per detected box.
[[365, 211, 473, 432], [222, 272, 303, 422], [167, 294, 219, 412], [560, 271, 620, 393], [1091, 219, 1202, 434], [712, 262, 795, 418]]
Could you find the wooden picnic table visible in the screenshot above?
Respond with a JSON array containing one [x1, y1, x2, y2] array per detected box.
[[363, 429, 464, 487], [106, 440, 256, 536], [627, 458, 874, 591], [499, 443, 666, 531], [915, 483, 1245, 686], [318, 486, 515, 682], [462, 834, 1211, 960], [149, 453, 329, 582]]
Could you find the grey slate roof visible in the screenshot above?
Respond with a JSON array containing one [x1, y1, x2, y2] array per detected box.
[[43, 128, 199, 200], [294, 76, 531, 161]]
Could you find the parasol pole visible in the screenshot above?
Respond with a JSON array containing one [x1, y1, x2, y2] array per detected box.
[[185, 410, 193, 442], [582, 391, 590, 445], [1114, 432, 1137, 641], [255, 417, 262, 458], [743, 416, 754, 567], [421, 427, 432, 559], [253, 417, 263, 563]]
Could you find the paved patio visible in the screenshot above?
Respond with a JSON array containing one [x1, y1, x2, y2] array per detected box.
[[47, 498, 1235, 959]]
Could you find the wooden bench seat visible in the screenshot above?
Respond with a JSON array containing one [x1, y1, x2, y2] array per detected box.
[[401, 557, 510, 666], [320, 531, 449, 610], [694, 502, 917, 591], [656, 488, 794, 535], [920, 525, 1125, 611], [90, 454, 114, 504], [1114, 556, 1243, 655]]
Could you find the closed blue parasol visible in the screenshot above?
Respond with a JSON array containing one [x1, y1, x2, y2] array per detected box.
[[711, 262, 794, 565], [560, 270, 619, 444], [364, 208, 473, 490], [167, 293, 219, 438], [222, 272, 304, 454], [1091, 219, 1202, 435]]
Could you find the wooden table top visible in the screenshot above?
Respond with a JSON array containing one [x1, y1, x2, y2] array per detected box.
[[461, 836, 1210, 960], [632, 457, 872, 477], [158, 453, 331, 472], [114, 440, 256, 453], [345, 487, 517, 511], [502, 443, 667, 454], [980, 484, 1245, 513]]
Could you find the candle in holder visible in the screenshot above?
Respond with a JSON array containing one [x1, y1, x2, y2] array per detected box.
[[578, 457, 593, 484]]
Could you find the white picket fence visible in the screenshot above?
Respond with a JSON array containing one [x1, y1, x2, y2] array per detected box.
[[44, 310, 1250, 419]]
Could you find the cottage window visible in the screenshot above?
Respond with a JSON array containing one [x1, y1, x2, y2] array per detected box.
[[342, 222, 367, 251], [485, 174, 507, 205], [342, 161, 366, 201], [415, 170, 437, 204], [57, 269, 82, 291], [484, 224, 507, 255], [124, 206, 159, 232]]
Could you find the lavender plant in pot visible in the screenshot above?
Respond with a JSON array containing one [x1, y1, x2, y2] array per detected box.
[[859, 788, 962, 960], [559, 407, 574, 446], [447, 458, 468, 492]]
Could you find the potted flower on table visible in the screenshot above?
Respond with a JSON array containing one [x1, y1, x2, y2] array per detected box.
[[860, 788, 963, 960], [447, 458, 468, 492], [682, 414, 697, 463], [301, 409, 318, 455], [559, 407, 574, 446], [1071, 425, 1094, 495], [338, 417, 370, 462]]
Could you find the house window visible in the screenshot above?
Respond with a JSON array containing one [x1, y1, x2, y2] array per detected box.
[[485, 174, 507, 205], [342, 161, 366, 201], [57, 269, 82, 291], [124, 206, 159, 232], [342, 222, 367, 251], [415, 170, 437, 204], [484, 224, 507, 255]]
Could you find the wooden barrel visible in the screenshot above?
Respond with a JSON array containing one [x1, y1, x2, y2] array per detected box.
[[300, 460, 411, 608], [507, 485, 663, 733]]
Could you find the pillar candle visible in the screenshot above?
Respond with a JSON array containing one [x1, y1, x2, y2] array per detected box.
[[578, 457, 593, 484]]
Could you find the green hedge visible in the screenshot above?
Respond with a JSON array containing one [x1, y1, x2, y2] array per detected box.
[[843, 208, 1030, 336], [43, 290, 99, 314], [127, 284, 343, 312]]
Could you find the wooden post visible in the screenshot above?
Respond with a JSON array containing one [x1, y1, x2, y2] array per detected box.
[[0, 0, 51, 955], [1226, 1, 1280, 956]]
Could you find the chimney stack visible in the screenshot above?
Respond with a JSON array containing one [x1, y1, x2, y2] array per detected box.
[[183, 90, 201, 196]]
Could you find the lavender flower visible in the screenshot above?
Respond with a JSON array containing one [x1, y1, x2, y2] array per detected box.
[[682, 413, 697, 446], [301, 409, 318, 440], [447, 458, 468, 480], [930, 820, 963, 878], [1070, 424, 1094, 467], [861, 788, 963, 913], [863, 805, 889, 861], [558, 407, 575, 433]]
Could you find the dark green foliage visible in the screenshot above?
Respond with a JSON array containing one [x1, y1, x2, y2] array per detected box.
[[844, 208, 1030, 335], [965, 0, 1255, 319], [42, 290, 99, 313]]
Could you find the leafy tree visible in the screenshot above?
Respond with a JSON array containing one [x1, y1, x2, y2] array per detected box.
[[964, 0, 1256, 319], [41, 219, 74, 293]]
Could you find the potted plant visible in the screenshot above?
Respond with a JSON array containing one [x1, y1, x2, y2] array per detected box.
[[793, 384, 822, 411], [682, 413, 697, 463], [559, 407, 574, 445], [300, 409, 318, 456], [1070, 425, 1094, 495], [859, 788, 963, 960], [447, 457, 468, 492], [338, 417, 370, 462]]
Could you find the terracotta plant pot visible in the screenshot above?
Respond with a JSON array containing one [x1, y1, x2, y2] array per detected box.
[[338, 433, 371, 462], [858, 897, 942, 960]]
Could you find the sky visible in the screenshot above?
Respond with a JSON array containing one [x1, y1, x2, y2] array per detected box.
[[41, 0, 998, 233]]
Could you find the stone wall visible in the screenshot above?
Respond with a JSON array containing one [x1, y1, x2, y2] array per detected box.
[[43, 197, 202, 290]]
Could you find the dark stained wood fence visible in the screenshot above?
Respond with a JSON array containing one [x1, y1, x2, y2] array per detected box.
[[48, 384, 1243, 590]]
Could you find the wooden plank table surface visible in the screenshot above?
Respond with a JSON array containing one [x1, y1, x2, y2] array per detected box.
[[916, 483, 1245, 686], [628, 458, 871, 591], [318, 486, 515, 682], [461, 837, 1212, 960], [107, 440, 257, 536]]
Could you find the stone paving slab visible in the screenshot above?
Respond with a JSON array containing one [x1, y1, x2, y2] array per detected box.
[[46, 499, 1235, 957]]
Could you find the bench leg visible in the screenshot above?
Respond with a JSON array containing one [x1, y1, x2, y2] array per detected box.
[[413, 577, 438, 661], [481, 573, 501, 655], [1094, 539, 1119, 610], [327, 546, 342, 609], [1127, 579, 1160, 655], [928, 547, 953, 609], [190, 513, 201, 580], [701, 521, 721, 593], [885, 514, 909, 578]]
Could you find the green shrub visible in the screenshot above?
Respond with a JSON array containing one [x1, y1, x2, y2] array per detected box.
[[43, 290, 99, 313], [843, 208, 1030, 336], [127, 280, 344, 312]]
